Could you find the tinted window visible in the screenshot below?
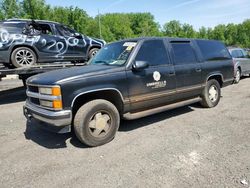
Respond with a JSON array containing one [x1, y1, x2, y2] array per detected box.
[[171, 42, 197, 65], [135, 40, 169, 66], [231, 50, 244, 58], [197, 40, 231, 61], [56, 25, 76, 37], [1, 22, 26, 33]]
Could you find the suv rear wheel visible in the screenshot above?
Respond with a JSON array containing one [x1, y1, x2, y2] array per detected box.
[[88, 48, 99, 60], [11, 47, 37, 68], [200, 79, 221, 108], [74, 99, 120, 147]]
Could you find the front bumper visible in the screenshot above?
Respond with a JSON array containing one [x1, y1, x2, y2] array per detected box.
[[23, 100, 72, 127]]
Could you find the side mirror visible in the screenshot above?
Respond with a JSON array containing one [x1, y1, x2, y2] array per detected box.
[[132, 61, 149, 71], [74, 33, 83, 39]]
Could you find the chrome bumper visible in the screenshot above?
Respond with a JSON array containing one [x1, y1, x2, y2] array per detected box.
[[23, 100, 72, 127]]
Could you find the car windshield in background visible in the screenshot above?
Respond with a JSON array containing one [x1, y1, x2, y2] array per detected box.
[[89, 41, 137, 66]]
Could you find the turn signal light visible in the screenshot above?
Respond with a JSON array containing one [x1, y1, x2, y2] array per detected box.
[[53, 100, 63, 109], [52, 87, 61, 96]]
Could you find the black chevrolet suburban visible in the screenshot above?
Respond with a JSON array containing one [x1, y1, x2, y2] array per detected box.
[[0, 19, 105, 68], [24, 37, 234, 146]]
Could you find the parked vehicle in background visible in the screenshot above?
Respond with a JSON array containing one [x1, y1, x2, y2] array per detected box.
[[24, 37, 234, 147], [0, 19, 105, 68], [228, 47, 250, 83]]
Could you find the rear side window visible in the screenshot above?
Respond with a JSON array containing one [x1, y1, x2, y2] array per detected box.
[[171, 42, 197, 65], [196, 40, 231, 61], [1, 22, 26, 33], [135, 39, 170, 66]]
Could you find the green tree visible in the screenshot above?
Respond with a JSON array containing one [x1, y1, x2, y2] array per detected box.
[[163, 20, 183, 37], [0, 0, 20, 19], [21, 0, 50, 19], [212, 24, 226, 41], [128, 13, 161, 37], [197, 26, 208, 39], [181, 23, 196, 38], [99, 13, 134, 41]]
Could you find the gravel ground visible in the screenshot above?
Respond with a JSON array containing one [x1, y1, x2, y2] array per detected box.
[[0, 78, 249, 188]]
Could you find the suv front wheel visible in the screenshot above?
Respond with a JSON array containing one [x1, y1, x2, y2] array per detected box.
[[200, 79, 221, 108], [74, 99, 120, 147], [11, 47, 37, 68]]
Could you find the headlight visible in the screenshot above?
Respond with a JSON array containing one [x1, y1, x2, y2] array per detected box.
[[38, 86, 62, 110], [40, 100, 63, 109], [40, 100, 53, 108], [39, 86, 61, 96]]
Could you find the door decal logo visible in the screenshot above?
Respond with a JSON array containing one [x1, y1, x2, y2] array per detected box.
[[146, 71, 166, 89], [153, 71, 161, 81]]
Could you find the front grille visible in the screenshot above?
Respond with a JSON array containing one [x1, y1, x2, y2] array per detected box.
[[27, 84, 40, 106], [30, 97, 40, 105], [26, 83, 62, 111], [27, 85, 39, 93]]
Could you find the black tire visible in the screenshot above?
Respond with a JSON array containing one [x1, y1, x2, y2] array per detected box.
[[200, 79, 221, 108], [88, 48, 99, 60], [234, 68, 241, 84], [74, 99, 120, 147], [11, 47, 37, 68]]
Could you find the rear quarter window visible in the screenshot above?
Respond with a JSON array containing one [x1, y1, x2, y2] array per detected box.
[[1, 22, 26, 34], [196, 40, 231, 61]]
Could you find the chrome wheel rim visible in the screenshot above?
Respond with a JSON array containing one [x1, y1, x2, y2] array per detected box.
[[15, 49, 35, 66], [208, 85, 218, 102], [88, 111, 111, 138], [235, 70, 240, 83]]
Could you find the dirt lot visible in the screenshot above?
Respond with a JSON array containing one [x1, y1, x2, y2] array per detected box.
[[0, 78, 249, 188]]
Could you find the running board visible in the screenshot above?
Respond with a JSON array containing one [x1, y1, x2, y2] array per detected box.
[[123, 97, 202, 120]]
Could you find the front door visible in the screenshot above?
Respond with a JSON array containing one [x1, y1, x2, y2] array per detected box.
[[126, 39, 176, 112]]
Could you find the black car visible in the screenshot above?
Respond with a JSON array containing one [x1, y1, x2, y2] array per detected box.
[[0, 19, 105, 68], [24, 37, 234, 147]]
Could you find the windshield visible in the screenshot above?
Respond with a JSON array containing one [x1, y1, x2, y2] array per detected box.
[[89, 41, 137, 66]]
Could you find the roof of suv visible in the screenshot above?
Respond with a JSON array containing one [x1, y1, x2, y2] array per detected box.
[[3, 19, 60, 25], [118, 37, 219, 43]]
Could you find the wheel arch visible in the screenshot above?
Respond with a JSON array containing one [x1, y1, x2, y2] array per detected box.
[[87, 45, 101, 56], [10, 45, 39, 61], [71, 88, 125, 116], [206, 73, 223, 88]]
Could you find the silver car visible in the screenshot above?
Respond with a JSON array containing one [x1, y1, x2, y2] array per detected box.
[[228, 47, 250, 83]]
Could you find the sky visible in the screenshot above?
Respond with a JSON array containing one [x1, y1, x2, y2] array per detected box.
[[45, 0, 250, 30]]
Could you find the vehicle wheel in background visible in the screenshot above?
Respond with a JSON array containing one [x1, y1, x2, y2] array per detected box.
[[200, 79, 221, 108], [11, 47, 37, 68], [234, 68, 241, 84], [74, 99, 120, 147], [88, 48, 99, 60]]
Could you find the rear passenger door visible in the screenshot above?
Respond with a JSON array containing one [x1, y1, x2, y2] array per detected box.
[[126, 39, 176, 111], [170, 41, 202, 96]]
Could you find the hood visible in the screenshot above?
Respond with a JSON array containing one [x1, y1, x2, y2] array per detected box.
[[27, 65, 122, 85]]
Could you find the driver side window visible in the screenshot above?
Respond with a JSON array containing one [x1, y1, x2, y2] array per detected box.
[[134, 39, 170, 67], [56, 25, 75, 37]]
